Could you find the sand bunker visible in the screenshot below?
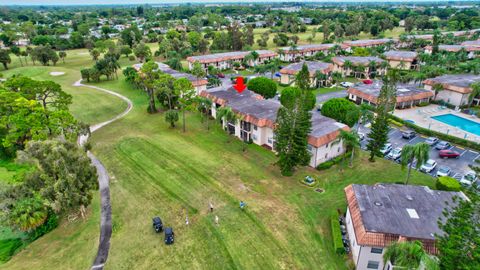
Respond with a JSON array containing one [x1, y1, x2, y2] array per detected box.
[[50, 71, 65, 76]]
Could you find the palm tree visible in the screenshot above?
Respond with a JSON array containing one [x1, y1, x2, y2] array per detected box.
[[469, 82, 480, 107], [9, 196, 48, 232], [339, 130, 360, 168], [197, 97, 212, 130], [383, 241, 426, 269], [343, 60, 353, 76], [401, 142, 430, 185], [216, 107, 238, 141], [432, 83, 444, 100], [413, 72, 427, 86], [368, 60, 377, 78], [250, 50, 259, 65], [332, 71, 343, 90], [357, 103, 374, 132], [314, 70, 328, 87]]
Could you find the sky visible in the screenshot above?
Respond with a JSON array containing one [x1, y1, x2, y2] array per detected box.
[[0, 0, 474, 6]]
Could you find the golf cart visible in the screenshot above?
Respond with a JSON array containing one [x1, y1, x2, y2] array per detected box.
[[152, 217, 163, 233], [165, 227, 174, 245]]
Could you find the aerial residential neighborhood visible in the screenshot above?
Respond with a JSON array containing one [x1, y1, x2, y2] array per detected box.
[[0, 1, 479, 270]]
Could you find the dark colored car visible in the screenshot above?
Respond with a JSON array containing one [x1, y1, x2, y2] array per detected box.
[[165, 227, 174, 245], [152, 217, 163, 233], [217, 73, 225, 78], [435, 141, 451, 150], [402, 130, 416, 139], [439, 150, 460, 159]]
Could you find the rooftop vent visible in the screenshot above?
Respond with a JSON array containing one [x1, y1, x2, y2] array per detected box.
[[406, 208, 419, 219], [406, 195, 413, 201], [374, 201, 383, 206]]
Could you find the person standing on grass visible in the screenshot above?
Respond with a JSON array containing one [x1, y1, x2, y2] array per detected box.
[[209, 201, 214, 213], [240, 201, 246, 210], [215, 215, 219, 226]]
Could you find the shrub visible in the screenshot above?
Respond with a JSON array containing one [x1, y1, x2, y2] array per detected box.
[[331, 214, 345, 254], [0, 238, 23, 262], [436, 176, 461, 191], [128, 55, 136, 61], [321, 98, 359, 127], [417, 102, 429, 107], [247, 77, 277, 99], [28, 212, 59, 241], [316, 155, 343, 171], [388, 118, 404, 127]]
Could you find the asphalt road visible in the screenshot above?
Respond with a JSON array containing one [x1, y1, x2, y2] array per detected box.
[[358, 124, 479, 180]]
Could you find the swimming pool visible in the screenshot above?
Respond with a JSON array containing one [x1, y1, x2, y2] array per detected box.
[[431, 114, 480, 136]]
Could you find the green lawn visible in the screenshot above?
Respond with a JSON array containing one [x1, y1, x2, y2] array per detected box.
[[1, 65, 128, 125], [0, 68, 435, 269]]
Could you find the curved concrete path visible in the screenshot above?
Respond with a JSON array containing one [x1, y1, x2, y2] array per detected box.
[[74, 79, 133, 270]]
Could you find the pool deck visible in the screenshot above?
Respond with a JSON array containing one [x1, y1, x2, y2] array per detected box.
[[393, 105, 480, 143]]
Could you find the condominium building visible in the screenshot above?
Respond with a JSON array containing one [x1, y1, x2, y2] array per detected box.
[[423, 74, 480, 106], [345, 184, 465, 270], [383, 50, 418, 70], [186, 50, 277, 72], [342, 39, 396, 52], [133, 62, 208, 94], [424, 44, 480, 59], [278, 43, 338, 62], [347, 81, 433, 109], [200, 87, 349, 167], [279, 61, 333, 87], [331, 56, 387, 78]]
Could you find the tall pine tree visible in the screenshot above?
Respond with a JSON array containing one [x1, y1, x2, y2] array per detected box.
[[296, 62, 311, 90], [366, 74, 396, 161], [275, 87, 313, 176]]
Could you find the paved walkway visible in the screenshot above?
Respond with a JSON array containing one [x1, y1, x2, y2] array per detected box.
[[74, 79, 133, 270], [316, 89, 347, 103], [393, 104, 480, 143]]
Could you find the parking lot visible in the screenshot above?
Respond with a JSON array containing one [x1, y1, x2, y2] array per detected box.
[[358, 125, 480, 180]]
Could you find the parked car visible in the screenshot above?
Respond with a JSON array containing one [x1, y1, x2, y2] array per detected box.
[[164, 227, 175, 245], [425, 137, 439, 146], [274, 72, 281, 77], [380, 143, 393, 155], [340, 81, 354, 88], [152, 217, 163, 233], [217, 73, 225, 78], [402, 130, 416, 139], [460, 171, 477, 186], [380, 143, 392, 156], [362, 79, 373, 84], [420, 159, 437, 173], [435, 141, 451, 150], [387, 147, 402, 160], [439, 150, 460, 159], [436, 166, 452, 177]]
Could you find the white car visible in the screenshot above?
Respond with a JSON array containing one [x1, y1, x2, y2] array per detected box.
[[436, 166, 452, 177], [380, 143, 393, 155], [460, 171, 477, 186], [340, 82, 354, 88], [387, 147, 402, 160], [420, 159, 437, 173]]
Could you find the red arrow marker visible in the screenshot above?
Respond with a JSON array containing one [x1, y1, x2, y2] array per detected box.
[[233, 76, 247, 93]]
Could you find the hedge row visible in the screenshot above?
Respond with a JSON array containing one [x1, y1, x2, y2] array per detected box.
[[389, 114, 480, 152], [316, 155, 343, 171], [331, 214, 345, 254], [436, 176, 462, 191]]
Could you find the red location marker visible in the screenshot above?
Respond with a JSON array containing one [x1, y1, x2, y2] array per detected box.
[[233, 76, 247, 93]]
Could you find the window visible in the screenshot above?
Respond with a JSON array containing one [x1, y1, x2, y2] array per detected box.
[[325, 153, 328, 159], [371, 247, 383, 254], [307, 145, 313, 152], [253, 125, 257, 131], [252, 134, 257, 141], [267, 137, 273, 144], [367, 261, 380, 269]]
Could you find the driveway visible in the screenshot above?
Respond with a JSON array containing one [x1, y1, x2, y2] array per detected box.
[[316, 90, 347, 103], [358, 124, 479, 180]]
